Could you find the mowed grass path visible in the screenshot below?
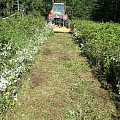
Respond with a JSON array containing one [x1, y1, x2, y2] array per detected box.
[[4, 33, 116, 120]]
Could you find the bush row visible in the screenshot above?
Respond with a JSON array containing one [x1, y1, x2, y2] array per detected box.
[[71, 20, 120, 94], [0, 14, 53, 115]]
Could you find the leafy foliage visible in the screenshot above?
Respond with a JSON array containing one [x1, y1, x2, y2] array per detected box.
[[71, 20, 120, 94], [1, 0, 120, 22], [92, 0, 120, 22], [0, 14, 53, 115]]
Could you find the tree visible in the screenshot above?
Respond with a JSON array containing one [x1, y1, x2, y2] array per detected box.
[[92, 0, 120, 22]]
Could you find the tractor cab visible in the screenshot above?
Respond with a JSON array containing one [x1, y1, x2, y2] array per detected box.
[[48, 3, 68, 27], [52, 3, 65, 15]]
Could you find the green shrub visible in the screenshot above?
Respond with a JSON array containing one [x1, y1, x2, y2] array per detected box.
[[71, 20, 120, 94], [0, 14, 53, 115]]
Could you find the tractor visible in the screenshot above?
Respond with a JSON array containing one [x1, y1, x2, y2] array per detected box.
[[47, 1, 72, 33]]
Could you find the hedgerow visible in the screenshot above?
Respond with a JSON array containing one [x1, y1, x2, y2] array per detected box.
[[0, 14, 53, 115], [71, 20, 120, 94]]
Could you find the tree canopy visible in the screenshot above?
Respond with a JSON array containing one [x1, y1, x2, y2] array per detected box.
[[0, 0, 120, 22]]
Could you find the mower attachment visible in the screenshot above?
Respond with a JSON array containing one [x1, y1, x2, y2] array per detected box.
[[53, 25, 72, 33]]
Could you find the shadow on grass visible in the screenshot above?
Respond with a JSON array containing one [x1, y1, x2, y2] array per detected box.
[[78, 51, 120, 119]]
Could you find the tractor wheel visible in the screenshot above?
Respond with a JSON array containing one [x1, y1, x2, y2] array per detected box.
[[64, 20, 69, 28]]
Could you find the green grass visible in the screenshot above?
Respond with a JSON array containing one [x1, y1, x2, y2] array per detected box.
[[3, 33, 117, 120]]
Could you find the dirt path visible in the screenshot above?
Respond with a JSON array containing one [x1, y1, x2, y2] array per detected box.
[[4, 33, 116, 120]]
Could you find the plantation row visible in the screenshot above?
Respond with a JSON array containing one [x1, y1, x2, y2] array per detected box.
[[71, 20, 120, 94], [0, 14, 53, 115]]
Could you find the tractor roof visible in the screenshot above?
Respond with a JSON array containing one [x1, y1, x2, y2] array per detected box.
[[53, 3, 64, 5]]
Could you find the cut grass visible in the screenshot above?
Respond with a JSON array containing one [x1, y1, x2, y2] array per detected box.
[[3, 33, 117, 120]]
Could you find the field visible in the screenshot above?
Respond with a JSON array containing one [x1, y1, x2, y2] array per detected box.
[[0, 17, 120, 119], [3, 33, 117, 120]]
